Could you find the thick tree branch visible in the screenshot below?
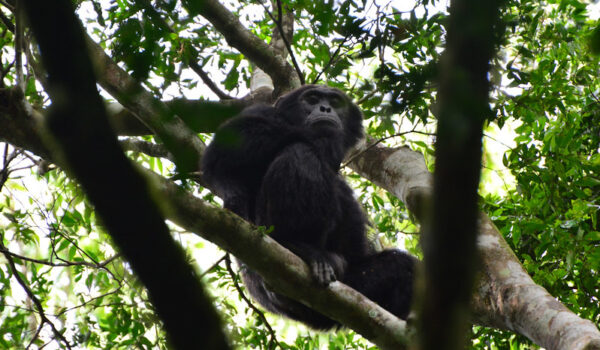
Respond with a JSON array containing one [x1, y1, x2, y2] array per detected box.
[[348, 141, 433, 221], [155, 171, 409, 349], [21, 1, 230, 349], [473, 215, 600, 350], [348, 143, 600, 350]]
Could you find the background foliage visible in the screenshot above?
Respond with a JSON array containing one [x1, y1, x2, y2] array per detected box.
[[0, 0, 599, 348]]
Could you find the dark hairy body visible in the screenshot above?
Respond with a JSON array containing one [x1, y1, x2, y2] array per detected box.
[[202, 85, 416, 329]]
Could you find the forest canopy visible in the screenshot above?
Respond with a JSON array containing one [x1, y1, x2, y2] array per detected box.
[[0, 0, 599, 349]]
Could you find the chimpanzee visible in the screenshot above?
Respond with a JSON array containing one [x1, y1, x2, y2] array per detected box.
[[202, 85, 416, 329]]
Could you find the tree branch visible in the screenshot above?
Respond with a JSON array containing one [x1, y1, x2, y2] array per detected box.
[[85, 35, 205, 173], [0, 247, 120, 268], [0, 237, 72, 349], [260, 2, 304, 85], [155, 170, 410, 349], [188, 60, 235, 100]]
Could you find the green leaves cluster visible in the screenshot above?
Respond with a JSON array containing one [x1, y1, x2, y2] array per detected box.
[[480, 0, 600, 346], [0, 171, 164, 349]]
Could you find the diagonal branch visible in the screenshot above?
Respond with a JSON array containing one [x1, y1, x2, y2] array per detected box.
[[85, 35, 205, 173], [188, 60, 235, 100], [154, 169, 409, 349], [1, 99, 409, 347]]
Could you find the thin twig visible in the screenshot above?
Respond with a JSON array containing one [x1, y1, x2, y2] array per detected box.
[[187, 60, 234, 100], [25, 323, 44, 350], [260, 0, 305, 85], [55, 288, 124, 317], [356, 90, 378, 106], [0, 247, 120, 268], [0, 237, 73, 349], [587, 86, 600, 105], [313, 33, 352, 84], [14, 0, 24, 92], [343, 128, 434, 167], [225, 254, 280, 350], [482, 133, 513, 150]]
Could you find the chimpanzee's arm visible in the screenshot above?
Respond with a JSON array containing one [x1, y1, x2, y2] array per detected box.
[[255, 143, 346, 284], [201, 105, 300, 219]]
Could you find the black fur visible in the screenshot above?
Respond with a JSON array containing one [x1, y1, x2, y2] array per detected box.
[[202, 85, 416, 329]]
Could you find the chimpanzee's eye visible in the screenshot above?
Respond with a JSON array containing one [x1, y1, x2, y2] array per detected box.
[[330, 96, 343, 108], [305, 94, 319, 105]]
